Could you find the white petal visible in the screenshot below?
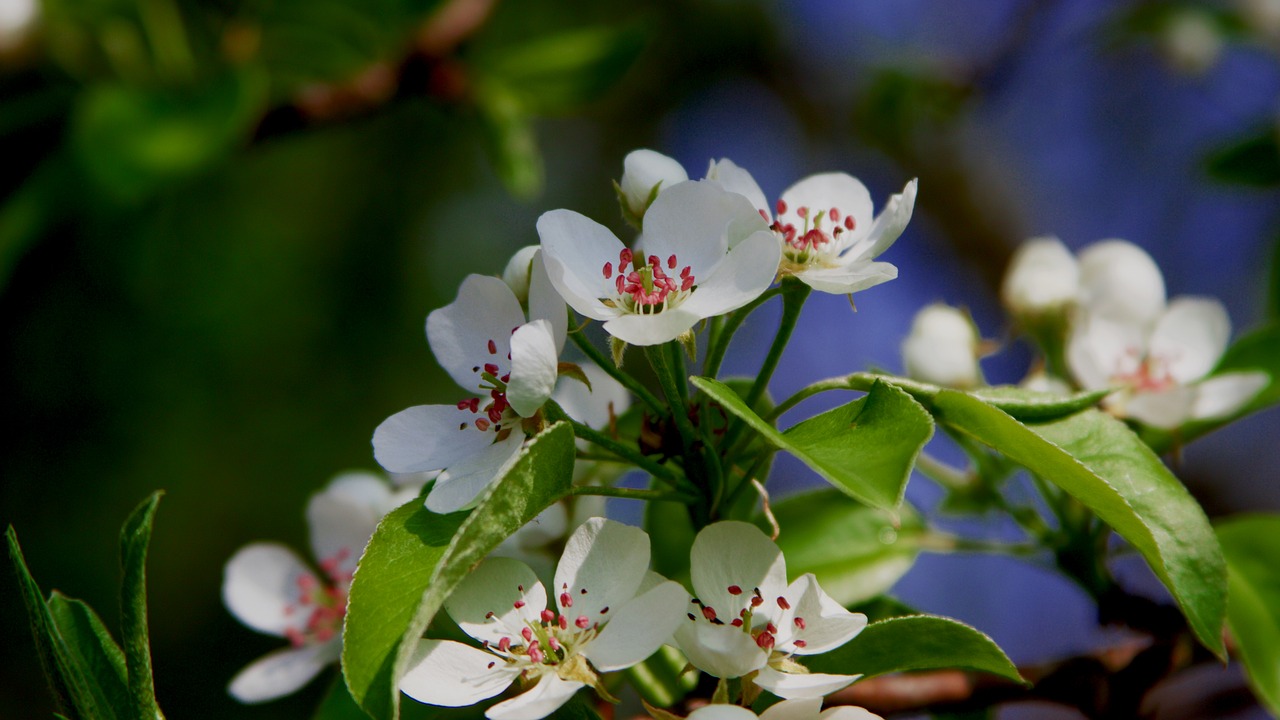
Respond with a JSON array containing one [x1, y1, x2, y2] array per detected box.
[[775, 575, 868, 655], [508, 320, 560, 417], [503, 245, 541, 304], [690, 705, 762, 720], [400, 639, 519, 707], [677, 229, 782, 319], [820, 708, 884, 720], [690, 521, 787, 624], [1148, 297, 1230, 384], [706, 158, 771, 217], [1123, 386, 1198, 429], [1065, 314, 1144, 391], [640, 181, 766, 278], [306, 473, 391, 579], [1191, 372, 1269, 421], [373, 404, 496, 475], [426, 432, 525, 513], [1077, 240, 1166, 327], [537, 209, 624, 321], [674, 619, 769, 678], [621, 149, 688, 216], [1001, 236, 1079, 315], [553, 518, 649, 628], [527, 250, 568, 355], [754, 665, 860, 699], [427, 275, 527, 391], [446, 557, 546, 645], [583, 579, 689, 671], [759, 698, 822, 720], [793, 261, 898, 296], [486, 673, 585, 720], [552, 363, 631, 430], [902, 304, 981, 389], [602, 308, 704, 346], [848, 178, 917, 261], [779, 173, 874, 247], [223, 544, 314, 637], [228, 640, 339, 703]]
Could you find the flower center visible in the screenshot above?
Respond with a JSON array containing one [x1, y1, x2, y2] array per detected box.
[[477, 582, 613, 678], [772, 199, 856, 270], [455, 332, 519, 436], [684, 584, 808, 652], [1113, 348, 1177, 393], [283, 548, 352, 647], [601, 248, 695, 314]]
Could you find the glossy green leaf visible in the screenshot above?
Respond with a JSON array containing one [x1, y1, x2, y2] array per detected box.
[[768, 489, 923, 605], [1206, 129, 1280, 188], [693, 377, 933, 510], [803, 615, 1024, 684], [119, 491, 164, 720], [7, 526, 75, 716], [343, 422, 576, 720], [932, 392, 1227, 658], [47, 592, 130, 716], [1216, 515, 1280, 716]]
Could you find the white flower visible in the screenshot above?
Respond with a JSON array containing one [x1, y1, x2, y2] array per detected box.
[[372, 251, 567, 513], [222, 472, 410, 703], [1160, 9, 1223, 75], [901, 304, 983, 389], [1067, 297, 1268, 429], [503, 246, 543, 305], [537, 181, 781, 346], [1076, 240, 1167, 328], [687, 699, 883, 720], [674, 522, 867, 699], [1001, 236, 1079, 317], [399, 518, 689, 720], [619, 149, 690, 221]]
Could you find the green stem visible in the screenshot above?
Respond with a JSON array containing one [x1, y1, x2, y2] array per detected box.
[[767, 378, 851, 422], [721, 452, 773, 512], [569, 331, 664, 413], [744, 279, 810, 409], [544, 401, 683, 489], [646, 345, 698, 445], [702, 286, 783, 379], [914, 452, 974, 492], [571, 485, 695, 503]]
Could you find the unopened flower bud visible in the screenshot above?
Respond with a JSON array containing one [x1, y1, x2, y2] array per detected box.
[[1001, 237, 1079, 317], [1077, 239, 1166, 327], [1160, 10, 1223, 76], [902, 304, 982, 389], [501, 245, 541, 304], [618, 149, 688, 221]]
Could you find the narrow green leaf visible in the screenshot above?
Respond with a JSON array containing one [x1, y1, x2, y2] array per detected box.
[[768, 489, 923, 606], [1206, 129, 1280, 187], [119, 491, 165, 720], [803, 615, 1024, 684], [7, 526, 75, 716], [475, 81, 543, 199], [1216, 515, 1280, 716], [966, 386, 1110, 420], [343, 422, 577, 720], [47, 592, 131, 717], [933, 393, 1227, 658], [693, 377, 933, 510]]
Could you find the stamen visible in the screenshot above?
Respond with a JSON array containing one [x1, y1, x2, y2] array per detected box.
[[603, 262, 613, 279], [522, 627, 533, 642], [794, 617, 806, 630], [829, 207, 841, 222], [541, 609, 555, 623], [667, 254, 677, 269], [756, 631, 775, 650], [513, 599, 524, 609], [475, 419, 490, 431], [794, 640, 807, 648], [727, 585, 742, 595], [575, 616, 591, 629], [776, 597, 791, 610], [487, 339, 497, 354], [701, 606, 718, 622], [560, 593, 573, 608], [776, 199, 787, 215], [498, 637, 511, 652]]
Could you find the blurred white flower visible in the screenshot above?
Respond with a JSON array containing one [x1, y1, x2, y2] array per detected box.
[[1160, 10, 1224, 75], [675, 522, 867, 699], [538, 181, 779, 346], [902, 304, 983, 389], [1001, 236, 1079, 317], [373, 255, 568, 513], [222, 472, 411, 703], [1239, 0, 1280, 39], [400, 518, 688, 720], [0, 0, 38, 51], [686, 698, 883, 720], [1076, 240, 1167, 328]]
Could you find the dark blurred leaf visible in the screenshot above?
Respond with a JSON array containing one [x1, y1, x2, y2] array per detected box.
[[1271, 237, 1280, 318], [0, 155, 79, 290], [1114, 2, 1249, 39], [854, 69, 970, 153], [46, 592, 131, 716], [476, 24, 646, 115], [1216, 515, 1280, 717], [475, 81, 543, 199], [119, 491, 164, 720], [645, 499, 695, 584], [1206, 129, 1280, 187], [852, 595, 921, 623], [70, 69, 269, 201], [314, 675, 369, 720], [7, 527, 75, 716]]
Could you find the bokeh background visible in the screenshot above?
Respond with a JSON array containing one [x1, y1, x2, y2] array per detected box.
[[3, 0, 1279, 717]]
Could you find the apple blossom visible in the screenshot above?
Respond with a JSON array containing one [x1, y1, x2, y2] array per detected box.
[[902, 304, 984, 389], [1075, 240, 1167, 328], [399, 518, 688, 720], [537, 180, 780, 346], [619, 149, 690, 223], [372, 250, 568, 513], [685, 698, 883, 720], [1000, 236, 1079, 317], [222, 472, 415, 703], [674, 522, 868, 699]]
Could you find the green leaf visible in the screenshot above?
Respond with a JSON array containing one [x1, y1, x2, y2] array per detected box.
[[768, 489, 923, 606], [851, 596, 920, 623], [966, 386, 1110, 421], [475, 80, 544, 199], [119, 491, 164, 720], [693, 377, 933, 511], [1206, 129, 1280, 187], [314, 675, 370, 720], [1215, 323, 1280, 411], [7, 526, 75, 716], [1216, 515, 1280, 716], [343, 422, 577, 720], [645, 500, 695, 585], [932, 392, 1227, 658], [47, 592, 131, 716], [803, 615, 1024, 684]]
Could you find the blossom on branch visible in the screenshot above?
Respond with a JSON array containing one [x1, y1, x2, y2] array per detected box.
[[399, 518, 688, 720], [685, 698, 883, 720]]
